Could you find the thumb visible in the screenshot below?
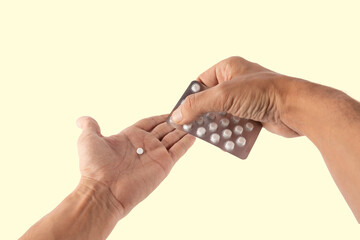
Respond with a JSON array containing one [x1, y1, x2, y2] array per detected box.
[[76, 116, 101, 135], [170, 85, 226, 125]]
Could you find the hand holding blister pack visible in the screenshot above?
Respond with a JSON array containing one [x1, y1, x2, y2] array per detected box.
[[167, 81, 262, 159]]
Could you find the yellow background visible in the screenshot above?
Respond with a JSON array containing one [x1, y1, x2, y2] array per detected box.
[[1, 0, 360, 239]]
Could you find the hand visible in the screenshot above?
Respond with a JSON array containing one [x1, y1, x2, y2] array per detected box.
[[171, 56, 301, 137], [76, 114, 195, 216], [169, 56, 360, 222]]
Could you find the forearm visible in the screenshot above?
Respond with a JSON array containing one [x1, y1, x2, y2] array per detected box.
[[281, 78, 360, 221], [19, 177, 124, 240]]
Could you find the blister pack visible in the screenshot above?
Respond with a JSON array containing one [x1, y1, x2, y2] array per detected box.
[[167, 81, 262, 159]]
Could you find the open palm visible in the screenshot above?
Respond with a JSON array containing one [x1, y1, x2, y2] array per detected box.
[[76, 114, 195, 215]]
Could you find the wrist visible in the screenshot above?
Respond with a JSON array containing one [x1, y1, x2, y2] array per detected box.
[[275, 76, 309, 134], [76, 176, 125, 221], [20, 177, 125, 240], [280, 76, 359, 137], [278, 76, 341, 136]]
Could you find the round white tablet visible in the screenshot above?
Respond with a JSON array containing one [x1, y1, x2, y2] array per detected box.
[[196, 127, 206, 137], [191, 83, 201, 92], [224, 141, 235, 151], [183, 123, 192, 131], [196, 117, 204, 125], [220, 118, 230, 128], [206, 112, 216, 120], [232, 116, 240, 123], [210, 133, 220, 144], [236, 137, 246, 147], [222, 129, 232, 139], [208, 122, 218, 132], [234, 125, 243, 135], [245, 122, 254, 131], [136, 148, 144, 155]]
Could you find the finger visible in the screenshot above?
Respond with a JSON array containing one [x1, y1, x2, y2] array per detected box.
[[161, 129, 187, 149], [76, 116, 101, 135], [197, 63, 219, 87], [197, 57, 235, 87], [169, 134, 196, 162], [151, 122, 175, 140], [170, 85, 226, 124], [134, 114, 168, 132]]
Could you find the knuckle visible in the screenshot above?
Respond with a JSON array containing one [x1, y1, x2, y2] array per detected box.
[[222, 56, 244, 81], [223, 62, 232, 81], [184, 94, 196, 111], [227, 56, 245, 64], [83, 117, 96, 128], [82, 116, 92, 123], [161, 137, 170, 148], [215, 84, 231, 110]]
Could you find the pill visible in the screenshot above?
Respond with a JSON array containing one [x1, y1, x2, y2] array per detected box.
[[183, 123, 192, 131], [220, 118, 230, 128], [236, 137, 246, 147], [208, 122, 218, 132], [245, 122, 254, 131], [196, 117, 204, 125], [219, 111, 227, 116], [196, 127, 206, 137], [224, 141, 235, 151], [210, 133, 220, 144], [136, 148, 144, 155], [234, 125, 243, 135], [191, 83, 201, 92], [206, 112, 216, 120], [232, 116, 240, 123], [222, 129, 232, 139]]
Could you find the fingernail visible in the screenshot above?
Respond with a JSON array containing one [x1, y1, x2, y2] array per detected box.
[[171, 108, 182, 123]]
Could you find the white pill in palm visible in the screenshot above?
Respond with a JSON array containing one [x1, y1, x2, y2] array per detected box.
[[136, 148, 144, 155], [210, 133, 220, 144], [196, 127, 206, 137], [224, 141, 235, 151], [236, 137, 246, 147], [191, 83, 200, 92], [183, 123, 192, 131], [245, 122, 254, 131], [208, 122, 218, 132], [222, 129, 232, 139], [220, 118, 230, 128], [234, 125, 243, 135]]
